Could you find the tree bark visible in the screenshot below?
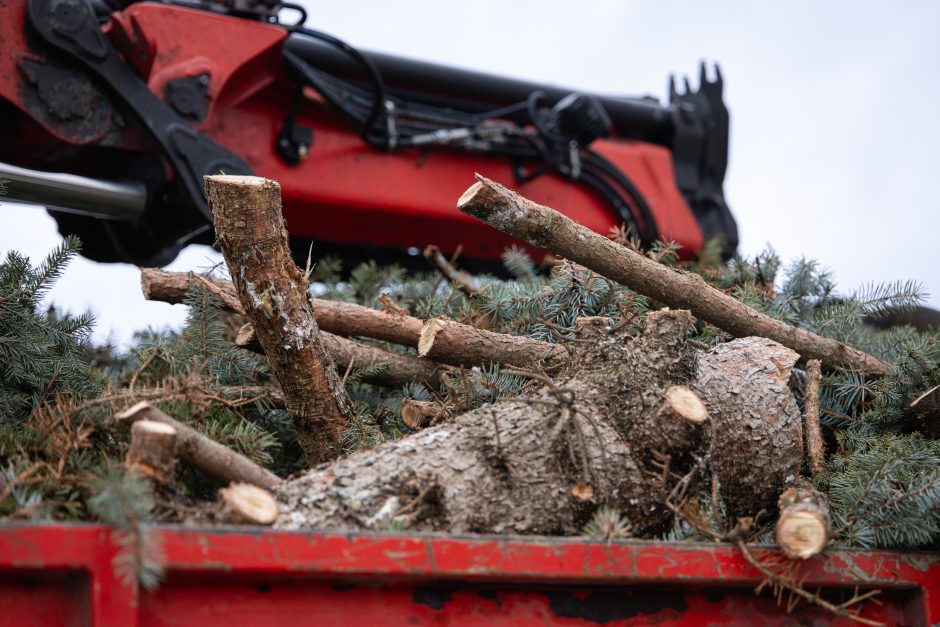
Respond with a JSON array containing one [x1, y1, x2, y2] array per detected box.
[[116, 402, 282, 489], [457, 175, 889, 376], [803, 359, 825, 477], [125, 419, 177, 483], [205, 175, 353, 463], [418, 317, 569, 370], [236, 323, 443, 389], [774, 480, 832, 559], [275, 310, 803, 537], [141, 267, 566, 370]]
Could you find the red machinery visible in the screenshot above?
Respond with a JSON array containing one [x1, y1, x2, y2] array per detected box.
[[0, 0, 736, 269], [2, 523, 938, 626]]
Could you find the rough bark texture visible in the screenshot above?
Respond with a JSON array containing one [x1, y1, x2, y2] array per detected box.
[[276, 309, 803, 537], [457, 175, 889, 376], [205, 175, 353, 463], [218, 483, 279, 525], [141, 267, 562, 369], [803, 359, 825, 476], [400, 399, 445, 430], [911, 384, 940, 439], [125, 419, 177, 483], [774, 479, 832, 559], [236, 323, 443, 389], [692, 337, 803, 519], [418, 317, 569, 370], [116, 402, 282, 489]]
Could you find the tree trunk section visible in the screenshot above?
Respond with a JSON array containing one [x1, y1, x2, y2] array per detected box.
[[418, 317, 569, 370], [116, 402, 282, 489], [456, 175, 889, 376], [276, 310, 803, 537], [775, 480, 832, 559], [218, 483, 279, 525], [125, 419, 177, 483], [400, 399, 445, 430], [205, 175, 353, 463]]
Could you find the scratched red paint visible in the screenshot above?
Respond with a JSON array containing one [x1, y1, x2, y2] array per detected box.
[[0, 524, 935, 626]]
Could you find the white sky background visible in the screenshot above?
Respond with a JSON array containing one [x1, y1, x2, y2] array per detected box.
[[1, 0, 938, 345]]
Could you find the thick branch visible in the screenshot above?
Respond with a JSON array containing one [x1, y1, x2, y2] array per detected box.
[[803, 359, 825, 477], [457, 175, 889, 376], [142, 268, 566, 370], [205, 175, 352, 463], [236, 323, 442, 388], [116, 402, 281, 489], [400, 399, 445, 430], [218, 483, 279, 525], [419, 317, 569, 370]]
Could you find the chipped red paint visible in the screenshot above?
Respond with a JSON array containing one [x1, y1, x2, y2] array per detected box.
[[0, 523, 936, 626]]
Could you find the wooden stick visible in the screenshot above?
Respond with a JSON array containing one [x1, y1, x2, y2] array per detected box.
[[142, 268, 566, 370], [400, 399, 445, 430], [803, 359, 825, 477], [457, 175, 889, 376], [774, 480, 832, 559], [423, 245, 478, 298], [205, 175, 353, 463], [116, 402, 282, 489], [218, 483, 279, 525], [418, 317, 568, 370], [125, 419, 177, 483], [236, 323, 442, 388]]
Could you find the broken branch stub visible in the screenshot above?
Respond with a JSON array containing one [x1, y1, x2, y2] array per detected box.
[[457, 175, 889, 376], [205, 175, 353, 464]]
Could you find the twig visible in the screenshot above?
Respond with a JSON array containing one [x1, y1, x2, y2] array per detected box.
[[424, 245, 479, 298], [736, 540, 884, 626]]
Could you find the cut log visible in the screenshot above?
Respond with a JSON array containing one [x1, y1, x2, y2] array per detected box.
[[774, 480, 832, 559], [219, 483, 279, 525], [418, 317, 569, 370], [275, 310, 803, 537], [236, 323, 443, 388], [125, 419, 177, 483], [116, 402, 281, 489], [205, 175, 353, 463], [457, 175, 889, 376], [803, 359, 825, 476], [401, 399, 445, 430]]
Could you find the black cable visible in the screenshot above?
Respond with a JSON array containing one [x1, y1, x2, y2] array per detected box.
[[582, 149, 658, 244], [288, 26, 389, 147]]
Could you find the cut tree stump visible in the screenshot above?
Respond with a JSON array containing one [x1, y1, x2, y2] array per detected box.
[[219, 483, 279, 525], [275, 309, 803, 537], [125, 419, 177, 483], [400, 399, 445, 430], [205, 175, 353, 464], [116, 402, 281, 489], [457, 175, 889, 376], [775, 480, 832, 559]]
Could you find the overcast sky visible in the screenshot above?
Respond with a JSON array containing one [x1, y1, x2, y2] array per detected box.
[[1, 1, 938, 345]]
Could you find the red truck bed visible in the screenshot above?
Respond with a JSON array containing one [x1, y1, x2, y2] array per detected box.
[[1, 523, 937, 626]]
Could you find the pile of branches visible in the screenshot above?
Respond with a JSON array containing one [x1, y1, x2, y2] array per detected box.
[[1, 176, 938, 615]]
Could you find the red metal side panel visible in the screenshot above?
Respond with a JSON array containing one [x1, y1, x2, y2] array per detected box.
[[0, 524, 937, 626]]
